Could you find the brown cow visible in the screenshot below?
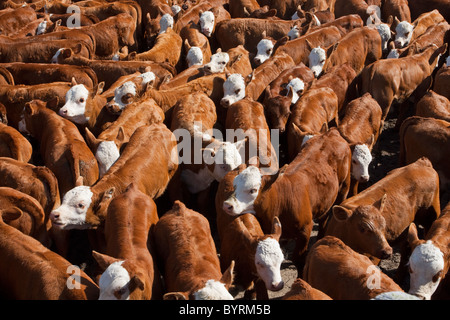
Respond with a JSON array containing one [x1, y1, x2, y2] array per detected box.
[[221, 128, 351, 271], [0, 209, 99, 299], [21, 99, 99, 196], [50, 123, 178, 229], [0, 6, 37, 36], [92, 183, 162, 300], [399, 116, 450, 189], [381, 0, 411, 23], [303, 236, 405, 300], [281, 278, 333, 300], [0, 122, 32, 163], [325, 157, 441, 276], [407, 201, 450, 300], [415, 91, 450, 122], [433, 62, 450, 101], [153, 201, 235, 300]]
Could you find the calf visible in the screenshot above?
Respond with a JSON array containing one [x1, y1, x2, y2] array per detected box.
[[325, 157, 441, 273], [50, 123, 178, 229], [399, 116, 450, 189], [21, 99, 99, 196], [222, 128, 351, 271], [337, 93, 383, 195], [0, 6, 36, 36], [282, 277, 332, 300], [0, 122, 32, 163], [0, 187, 51, 247], [0, 209, 99, 300], [153, 201, 234, 300], [360, 44, 447, 120], [415, 91, 450, 122], [85, 99, 165, 177], [407, 201, 450, 300], [433, 61, 450, 101], [303, 236, 404, 300], [218, 211, 284, 299], [92, 184, 162, 300]]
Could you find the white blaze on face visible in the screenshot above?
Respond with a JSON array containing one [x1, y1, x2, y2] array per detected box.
[[288, 25, 300, 40], [408, 240, 445, 300], [193, 280, 234, 300], [98, 261, 131, 300], [375, 23, 392, 52], [221, 73, 246, 107], [255, 238, 284, 291], [36, 20, 47, 35], [394, 21, 414, 48], [308, 46, 326, 78], [159, 13, 174, 34], [286, 77, 305, 104], [96, 141, 120, 177], [51, 48, 64, 64], [203, 51, 229, 74], [222, 166, 262, 215], [208, 141, 243, 181], [50, 186, 93, 229], [199, 11, 215, 37], [186, 46, 204, 67], [254, 39, 274, 65], [351, 144, 372, 182], [60, 84, 90, 124]]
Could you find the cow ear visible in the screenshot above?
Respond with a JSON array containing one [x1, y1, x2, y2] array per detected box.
[[1, 207, 23, 222], [332, 205, 352, 221], [373, 193, 387, 212], [163, 292, 188, 300], [407, 223, 424, 250], [234, 137, 247, 151], [84, 127, 100, 151], [116, 126, 125, 144], [75, 176, 84, 187], [71, 77, 78, 87], [96, 82, 105, 95], [220, 260, 235, 289], [47, 96, 59, 111], [184, 38, 191, 51], [271, 216, 282, 241], [130, 275, 145, 291], [92, 251, 119, 272], [367, 134, 375, 150], [305, 39, 314, 52], [102, 187, 115, 201], [73, 43, 82, 54], [386, 15, 393, 27]]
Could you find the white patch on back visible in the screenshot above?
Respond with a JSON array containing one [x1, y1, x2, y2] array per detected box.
[[199, 11, 215, 37], [50, 186, 93, 229], [98, 261, 131, 300], [352, 144, 372, 182], [408, 240, 445, 300], [60, 84, 90, 124], [96, 141, 120, 177], [193, 279, 233, 300], [308, 46, 326, 78], [254, 39, 274, 65], [221, 73, 246, 107], [255, 238, 284, 291], [222, 166, 262, 215], [186, 46, 204, 67]]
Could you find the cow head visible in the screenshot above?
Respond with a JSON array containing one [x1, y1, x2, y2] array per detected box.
[[117, 14, 136, 47], [350, 142, 373, 183], [93, 251, 148, 300], [59, 79, 105, 124], [308, 46, 326, 78], [286, 77, 305, 104], [254, 37, 275, 66], [186, 46, 204, 67], [222, 165, 262, 215], [221, 73, 248, 107], [394, 20, 414, 48], [331, 195, 393, 259], [163, 261, 235, 300], [199, 10, 215, 37], [407, 223, 446, 300], [374, 23, 392, 52], [203, 49, 230, 74], [253, 217, 284, 291], [264, 93, 292, 133], [50, 44, 83, 64], [49, 179, 115, 229], [159, 13, 174, 34], [288, 25, 300, 40]]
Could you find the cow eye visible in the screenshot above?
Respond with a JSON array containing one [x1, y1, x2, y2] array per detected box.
[[404, 32, 409, 37], [249, 188, 257, 194], [432, 271, 442, 283], [78, 203, 85, 209], [235, 89, 241, 95], [266, 49, 272, 55], [220, 61, 226, 65], [320, 59, 325, 63], [79, 98, 85, 103]]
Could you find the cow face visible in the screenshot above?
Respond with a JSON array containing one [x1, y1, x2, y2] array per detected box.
[[203, 51, 229, 74], [221, 73, 246, 107], [308, 47, 326, 78], [351, 144, 372, 183], [222, 166, 262, 215], [186, 46, 204, 67], [36, 20, 47, 35], [199, 11, 215, 37], [288, 25, 300, 40], [98, 260, 132, 300], [204, 140, 245, 181], [254, 39, 274, 66], [394, 21, 414, 48], [286, 77, 305, 104], [265, 95, 291, 132], [375, 23, 392, 52], [407, 224, 445, 300], [332, 195, 393, 259], [59, 84, 90, 124]]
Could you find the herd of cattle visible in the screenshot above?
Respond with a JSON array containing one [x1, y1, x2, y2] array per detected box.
[[0, 0, 449, 300]]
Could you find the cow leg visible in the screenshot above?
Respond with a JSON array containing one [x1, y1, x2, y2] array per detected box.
[[255, 278, 269, 300], [292, 221, 314, 278]]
